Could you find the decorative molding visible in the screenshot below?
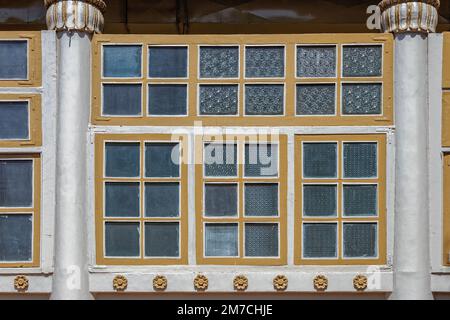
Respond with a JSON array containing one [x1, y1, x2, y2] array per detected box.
[[14, 275, 29, 292], [353, 275, 368, 291], [273, 275, 288, 291], [153, 275, 168, 291], [313, 275, 328, 291], [45, 0, 105, 34], [194, 274, 209, 291], [233, 275, 248, 291], [112, 275, 128, 292], [378, 0, 440, 33]]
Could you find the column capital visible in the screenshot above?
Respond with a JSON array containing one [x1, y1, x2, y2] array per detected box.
[[45, 0, 106, 34], [378, 0, 440, 33]]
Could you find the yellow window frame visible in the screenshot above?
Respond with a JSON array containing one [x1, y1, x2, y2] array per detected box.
[[294, 134, 387, 265], [195, 134, 287, 265], [95, 134, 188, 265], [92, 34, 393, 127], [0, 153, 41, 268]]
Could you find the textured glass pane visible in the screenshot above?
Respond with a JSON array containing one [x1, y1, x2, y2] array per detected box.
[[204, 143, 237, 177], [344, 185, 377, 217], [148, 84, 187, 115], [303, 185, 337, 217], [297, 46, 336, 78], [205, 223, 238, 257], [245, 223, 278, 257], [145, 183, 179, 217], [145, 222, 179, 257], [296, 84, 335, 115], [0, 214, 32, 261], [205, 184, 237, 217], [245, 46, 284, 78], [199, 85, 238, 115], [245, 84, 284, 115], [103, 45, 142, 78], [145, 143, 179, 177], [105, 182, 140, 217], [105, 142, 140, 177], [303, 223, 337, 258], [148, 46, 187, 78], [344, 143, 377, 178], [245, 184, 278, 217], [245, 144, 278, 177], [343, 45, 382, 77], [0, 101, 29, 139], [103, 84, 142, 116], [0, 160, 32, 207], [343, 223, 377, 258], [199, 46, 239, 78], [0, 41, 27, 79], [105, 222, 140, 257], [303, 143, 337, 178], [342, 83, 382, 115]]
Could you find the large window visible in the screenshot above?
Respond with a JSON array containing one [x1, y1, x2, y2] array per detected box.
[[195, 135, 287, 265], [95, 134, 188, 265], [294, 134, 386, 265], [0, 154, 41, 267], [92, 34, 393, 126]]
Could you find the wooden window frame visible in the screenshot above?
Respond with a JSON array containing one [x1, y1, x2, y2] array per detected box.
[[95, 134, 188, 265], [91, 34, 393, 126], [0, 94, 42, 147], [294, 134, 387, 265], [0, 32, 42, 87], [0, 154, 41, 268], [195, 134, 287, 265]]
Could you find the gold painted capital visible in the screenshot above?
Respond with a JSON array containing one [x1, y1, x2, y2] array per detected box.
[[378, 0, 440, 33]]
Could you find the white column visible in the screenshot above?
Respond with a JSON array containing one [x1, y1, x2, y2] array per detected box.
[[379, 0, 439, 300], [45, 0, 106, 300]]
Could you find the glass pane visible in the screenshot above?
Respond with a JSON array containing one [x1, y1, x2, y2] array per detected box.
[[204, 143, 237, 177], [204, 184, 237, 217], [103, 45, 142, 78], [145, 143, 179, 177], [303, 223, 337, 258], [145, 222, 179, 257], [245, 46, 284, 78], [148, 46, 187, 78], [343, 223, 377, 258], [343, 45, 382, 77], [245, 223, 278, 257], [105, 222, 140, 257], [297, 46, 336, 78], [303, 185, 337, 217], [342, 83, 382, 115], [343, 143, 377, 178], [105, 182, 140, 217], [105, 142, 140, 177], [199, 46, 239, 78], [245, 84, 284, 115], [245, 183, 278, 217], [343, 185, 377, 217], [245, 144, 278, 177], [0, 41, 27, 79], [0, 160, 33, 207], [205, 223, 238, 257], [0, 214, 32, 261], [296, 84, 335, 115], [199, 85, 238, 115], [103, 84, 142, 116], [303, 143, 337, 178], [148, 84, 187, 115], [145, 182, 179, 217], [0, 101, 29, 139]]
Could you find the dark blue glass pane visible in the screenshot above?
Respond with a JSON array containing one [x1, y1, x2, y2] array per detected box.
[[105, 142, 140, 177], [245, 184, 278, 217], [245, 84, 284, 115], [105, 182, 140, 217], [103, 45, 142, 78], [0, 101, 29, 139], [145, 222, 179, 257], [343, 223, 377, 258], [303, 223, 337, 258], [145, 182, 179, 217], [245, 46, 284, 78], [205, 223, 238, 257], [303, 143, 337, 178], [245, 223, 278, 257], [148, 84, 187, 115], [105, 222, 140, 257], [199, 85, 238, 115], [103, 84, 142, 116], [0, 41, 27, 79], [0, 214, 32, 261], [303, 185, 337, 217], [343, 143, 377, 178], [0, 160, 33, 207], [149, 46, 187, 78], [343, 185, 377, 217], [145, 143, 179, 177], [205, 184, 237, 217], [200, 46, 239, 78], [245, 144, 278, 177], [204, 143, 237, 177]]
